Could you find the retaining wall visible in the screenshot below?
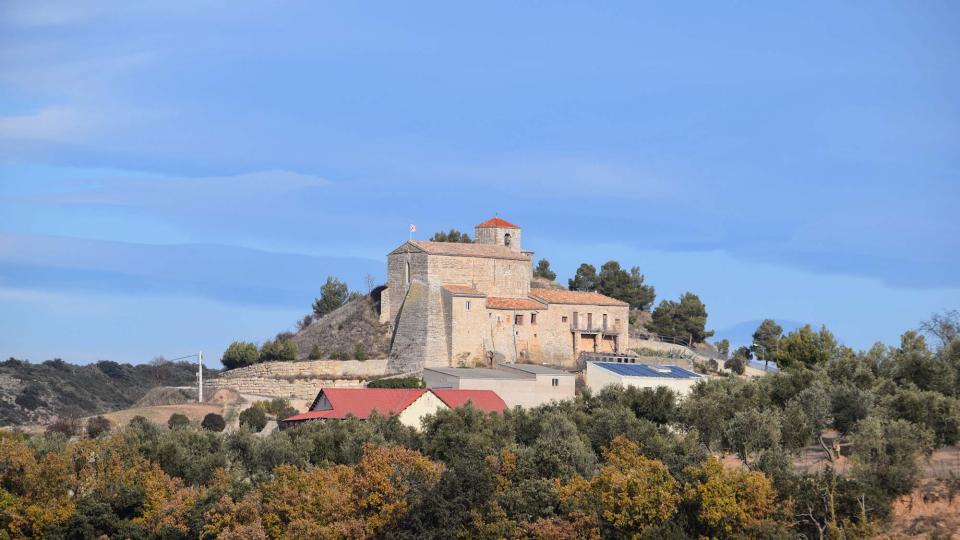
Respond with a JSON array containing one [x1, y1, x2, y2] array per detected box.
[[205, 359, 389, 400]]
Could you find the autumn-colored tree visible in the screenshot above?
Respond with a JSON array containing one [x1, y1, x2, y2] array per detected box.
[[135, 465, 199, 535], [590, 436, 678, 537], [681, 457, 776, 537]]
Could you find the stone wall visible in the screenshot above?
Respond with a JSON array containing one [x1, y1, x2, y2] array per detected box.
[[204, 359, 389, 400], [427, 254, 531, 298]]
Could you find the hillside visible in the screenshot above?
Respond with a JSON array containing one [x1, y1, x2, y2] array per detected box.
[[0, 358, 212, 426], [290, 295, 392, 359]]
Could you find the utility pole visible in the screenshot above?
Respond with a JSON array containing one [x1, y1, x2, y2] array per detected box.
[[198, 351, 203, 403]]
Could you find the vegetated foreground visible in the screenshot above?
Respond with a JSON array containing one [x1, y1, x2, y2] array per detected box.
[[1, 318, 959, 539]]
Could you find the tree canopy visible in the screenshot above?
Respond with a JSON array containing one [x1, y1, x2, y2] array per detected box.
[[646, 292, 714, 345], [567, 260, 656, 310], [312, 276, 350, 318], [429, 229, 473, 243], [533, 258, 556, 281]]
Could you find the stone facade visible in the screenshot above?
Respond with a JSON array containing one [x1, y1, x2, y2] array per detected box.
[[384, 218, 630, 372]]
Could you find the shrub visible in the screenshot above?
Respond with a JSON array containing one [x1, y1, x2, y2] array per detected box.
[[239, 406, 268, 432], [368, 377, 424, 389], [308, 344, 323, 360], [46, 407, 83, 437], [330, 351, 350, 361], [86, 415, 112, 438], [167, 413, 191, 430], [354, 343, 368, 361], [260, 339, 298, 362], [201, 413, 226, 432], [221, 341, 260, 370]]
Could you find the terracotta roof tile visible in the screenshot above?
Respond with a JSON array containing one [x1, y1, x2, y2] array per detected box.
[[403, 241, 528, 261], [443, 285, 486, 297], [432, 390, 507, 413], [486, 296, 546, 310], [529, 289, 628, 307], [476, 217, 519, 229]]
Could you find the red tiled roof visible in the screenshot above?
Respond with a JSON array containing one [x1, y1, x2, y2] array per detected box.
[[401, 241, 528, 261], [529, 289, 628, 307], [476, 217, 519, 229], [486, 296, 546, 310], [432, 389, 507, 413], [443, 284, 486, 297], [283, 388, 427, 422]]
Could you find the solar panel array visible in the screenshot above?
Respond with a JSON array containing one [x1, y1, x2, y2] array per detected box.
[[593, 362, 702, 379]]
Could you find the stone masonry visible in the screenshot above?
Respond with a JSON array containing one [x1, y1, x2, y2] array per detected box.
[[383, 217, 630, 373]]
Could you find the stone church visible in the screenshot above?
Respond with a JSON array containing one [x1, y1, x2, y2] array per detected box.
[[382, 217, 629, 372]]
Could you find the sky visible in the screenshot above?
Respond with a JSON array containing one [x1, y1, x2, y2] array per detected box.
[[1, 1, 958, 367]]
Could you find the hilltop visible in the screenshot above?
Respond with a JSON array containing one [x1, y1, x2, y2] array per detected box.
[[290, 295, 392, 360], [0, 358, 212, 426]]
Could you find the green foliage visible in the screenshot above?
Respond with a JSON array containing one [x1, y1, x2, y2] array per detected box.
[[368, 377, 424, 389], [86, 415, 112, 438], [167, 413, 191, 430], [259, 338, 298, 362], [533, 258, 556, 281], [881, 387, 960, 445], [330, 350, 350, 361], [567, 263, 597, 291], [353, 343, 368, 361], [596, 260, 656, 310], [200, 413, 226, 432], [850, 417, 933, 501], [221, 340, 259, 370], [715, 338, 730, 359], [724, 408, 782, 463], [308, 344, 323, 360], [774, 324, 837, 369], [429, 229, 473, 242], [312, 276, 350, 318], [751, 319, 783, 360], [239, 406, 268, 432], [647, 292, 714, 344]]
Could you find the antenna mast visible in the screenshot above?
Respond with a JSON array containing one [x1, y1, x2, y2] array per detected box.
[[198, 351, 203, 403]]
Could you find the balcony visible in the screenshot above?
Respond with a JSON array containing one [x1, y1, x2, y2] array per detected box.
[[571, 324, 619, 335]]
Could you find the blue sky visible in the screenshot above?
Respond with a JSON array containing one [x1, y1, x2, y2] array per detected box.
[[1, 2, 958, 366]]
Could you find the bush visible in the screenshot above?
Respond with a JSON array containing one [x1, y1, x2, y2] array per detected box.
[[354, 343, 368, 361], [201, 413, 226, 432], [239, 406, 268, 432], [259, 339, 298, 362], [221, 341, 260, 370], [330, 351, 350, 361], [368, 377, 424, 389], [86, 415, 112, 438], [46, 407, 83, 437], [308, 344, 323, 360], [167, 413, 191, 430]]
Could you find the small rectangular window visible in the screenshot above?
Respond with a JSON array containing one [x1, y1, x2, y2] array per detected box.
[[515, 314, 523, 325], [531, 313, 537, 325], [551, 378, 559, 387], [561, 316, 568, 323], [465, 300, 471, 311]]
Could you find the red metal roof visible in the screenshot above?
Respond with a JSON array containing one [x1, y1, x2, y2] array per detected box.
[[284, 388, 427, 422], [432, 389, 507, 413], [475, 217, 519, 229]]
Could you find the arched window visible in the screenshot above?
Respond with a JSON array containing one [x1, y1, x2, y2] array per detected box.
[[504, 233, 512, 247], [405, 262, 411, 284]]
